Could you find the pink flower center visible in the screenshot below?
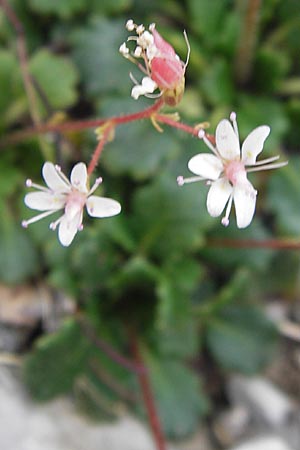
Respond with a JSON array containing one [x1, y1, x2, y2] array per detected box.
[[224, 160, 247, 186], [65, 189, 87, 221]]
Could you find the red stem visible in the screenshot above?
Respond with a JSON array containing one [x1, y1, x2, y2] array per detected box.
[[156, 113, 199, 137], [207, 237, 300, 250], [87, 124, 112, 175], [131, 333, 166, 450], [77, 315, 146, 374], [0, 0, 41, 127], [1, 98, 165, 148]]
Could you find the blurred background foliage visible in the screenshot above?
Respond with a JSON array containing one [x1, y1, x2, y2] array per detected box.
[[1, 0, 300, 440]]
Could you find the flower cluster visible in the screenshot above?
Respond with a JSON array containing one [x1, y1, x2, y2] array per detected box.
[[178, 113, 288, 228], [22, 162, 121, 247], [22, 20, 288, 247], [119, 19, 187, 106]]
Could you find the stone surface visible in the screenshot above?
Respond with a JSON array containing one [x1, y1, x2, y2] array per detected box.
[[0, 365, 213, 450], [227, 375, 295, 427], [0, 366, 157, 450], [229, 436, 294, 450]]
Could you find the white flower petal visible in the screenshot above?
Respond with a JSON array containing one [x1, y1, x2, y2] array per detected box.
[[24, 191, 65, 211], [216, 119, 240, 160], [131, 77, 157, 99], [86, 196, 121, 218], [188, 153, 223, 180], [241, 125, 271, 165], [70, 162, 88, 193], [207, 178, 232, 217], [233, 180, 257, 228], [42, 162, 70, 192], [58, 211, 82, 247]]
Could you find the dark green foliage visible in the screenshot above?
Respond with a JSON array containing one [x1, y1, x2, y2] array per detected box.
[[24, 320, 91, 400], [1, 0, 299, 440], [144, 350, 210, 438], [206, 305, 278, 373]]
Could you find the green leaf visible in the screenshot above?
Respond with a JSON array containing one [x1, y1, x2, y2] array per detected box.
[[0, 222, 39, 284], [201, 59, 234, 106], [237, 96, 289, 150], [29, 0, 86, 18], [103, 121, 180, 180], [187, 0, 231, 45], [267, 157, 300, 236], [157, 257, 203, 328], [0, 159, 21, 197], [24, 319, 90, 401], [255, 47, 290, 93], [197, 268, 252, 317], [132, 175, 213, 259], [70, 18, 130, 97], [0, 48, 29, 125], [206, 305, 278, 374], [29, 49, 79, 111], [0, 50, 21, 119], [202, 219, 274, 271], [89, 0, 132, 14], [144, 351, 209, 438]]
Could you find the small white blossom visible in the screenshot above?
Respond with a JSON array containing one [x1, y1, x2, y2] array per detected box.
[[126, 19, 135, 31], [131, 76, 158, 99], [136, 24, 145, 34], [22, 162, 121, 247], [119, 42, 129, 57], [133, 46, 142, 57], [137, 30, 154, 48], [178, 113, 288, 228]]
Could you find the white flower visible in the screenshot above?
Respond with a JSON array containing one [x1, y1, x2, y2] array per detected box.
[[177, 112, 288, 228], [131, 76, 158, 99], [22, 162, 121, 247]]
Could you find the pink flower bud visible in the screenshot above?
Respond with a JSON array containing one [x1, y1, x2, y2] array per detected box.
[[150, 29, 185, 106]]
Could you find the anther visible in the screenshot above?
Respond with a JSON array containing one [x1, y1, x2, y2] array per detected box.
[[126, 19, 135, 31], [134, 46, 142, 57], [221, 217, 229, 227], [198, 129, 205, 139], [230, 111, 236, 122], [177, 176, 184, 186], [119, 43, 129, 56], [21, 220, 28, 228], [136, 24, 145, 34], [25, 179, 32, 187]]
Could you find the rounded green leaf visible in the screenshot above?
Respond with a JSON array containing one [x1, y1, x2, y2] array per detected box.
[[29, 49, 79, 110], [29, 0, 86, 19]]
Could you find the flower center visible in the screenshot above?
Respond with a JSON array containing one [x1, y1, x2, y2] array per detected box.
[[65, 189, 87, 220], [224, 160, 247, 186]]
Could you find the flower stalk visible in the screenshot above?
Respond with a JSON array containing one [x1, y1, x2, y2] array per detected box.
[[234, 0, 262, 85], [130, 332, 166, 450]]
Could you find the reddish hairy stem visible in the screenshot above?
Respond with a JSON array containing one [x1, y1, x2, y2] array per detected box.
[[0, 0, 41, 127], [207, 237, 300, 250], [155, 113, 199, 137], [1, 98, 165, 148], [87, 124, 113, 175], [77, 315, 146, 374], [131, 332, 166, 450]]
